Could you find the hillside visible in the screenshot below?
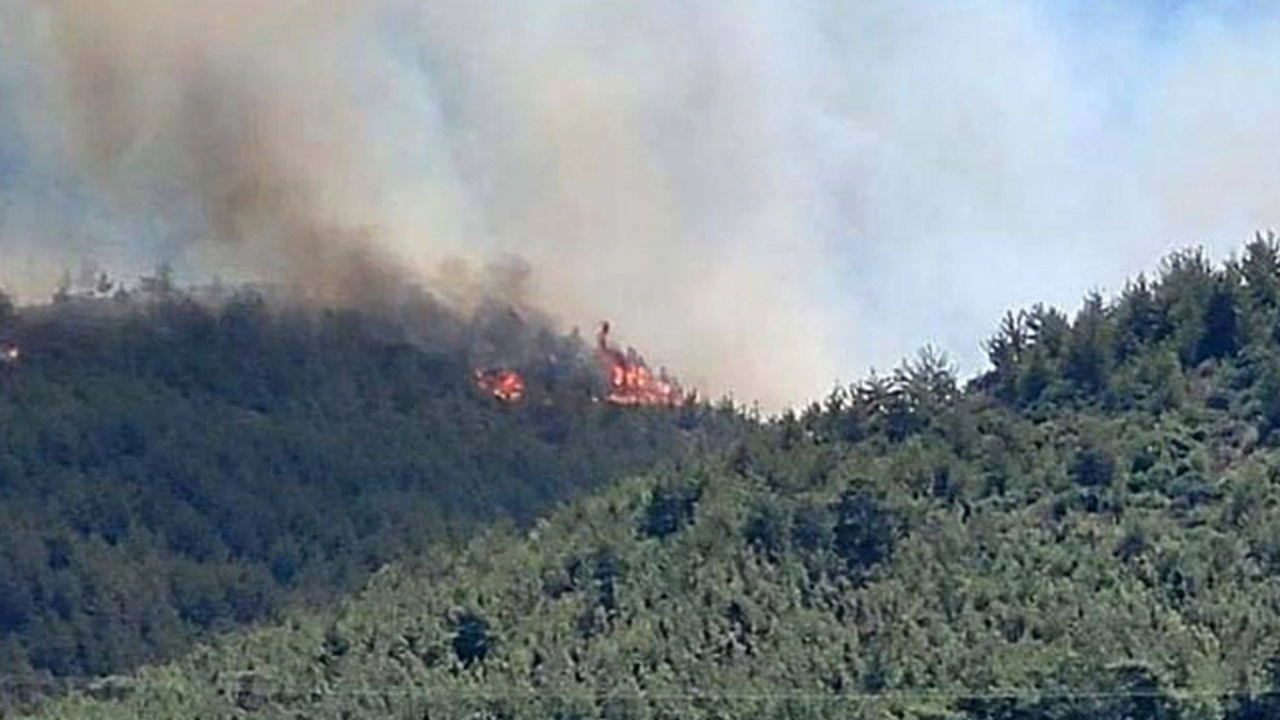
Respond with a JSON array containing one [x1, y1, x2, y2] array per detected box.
[[0, 281, 740, 711], [27, 238, 1280, 719]]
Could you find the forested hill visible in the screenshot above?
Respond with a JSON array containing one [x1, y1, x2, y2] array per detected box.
[[0, 281, 742, 710], [33, 237, 1280, 720]]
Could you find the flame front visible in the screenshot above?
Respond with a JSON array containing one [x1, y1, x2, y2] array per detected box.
[[596, 322, 685, 407], [472, 323, 685, 407], [474, 368, 526, 403]]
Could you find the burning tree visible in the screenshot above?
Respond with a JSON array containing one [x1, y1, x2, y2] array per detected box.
[[470, 320, 688, 408], [474, 368, 527, 403], [596, 322, 686, 407]]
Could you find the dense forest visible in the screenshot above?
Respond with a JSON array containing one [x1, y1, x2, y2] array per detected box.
[[0, 275, 742, 713], [22, 236, 1280, 719]]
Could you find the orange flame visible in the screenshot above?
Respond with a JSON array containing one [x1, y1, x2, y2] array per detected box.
[[596, 322, 684, 407], [474, 368, 526, 403]]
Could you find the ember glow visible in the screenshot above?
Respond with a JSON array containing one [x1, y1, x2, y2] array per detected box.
[[596, 322, 686, 407], [474, 368, 527, 403]]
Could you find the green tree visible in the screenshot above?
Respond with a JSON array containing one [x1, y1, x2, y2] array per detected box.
[[1196, 275, 1239, 362], [831, 490, 897, 576], [1065, 292, 1114, 394], [1239, 231, 1280, 309]]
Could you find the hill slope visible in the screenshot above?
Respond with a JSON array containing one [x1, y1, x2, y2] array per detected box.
[[0, 286, 737, 705], [29, 238, 1280, 719]]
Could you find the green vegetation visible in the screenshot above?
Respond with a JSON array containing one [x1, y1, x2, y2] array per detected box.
[[23, 236, 1280, 718], [0, 282, 737, 712]]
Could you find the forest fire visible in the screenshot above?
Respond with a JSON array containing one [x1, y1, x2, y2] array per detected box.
[[596, 322, 685, 407], [474, 368, 527, 403], [472, 323, 686, 407]]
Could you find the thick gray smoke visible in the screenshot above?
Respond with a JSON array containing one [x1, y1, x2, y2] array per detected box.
[[1, 0, 1278, 409], [0, 1, 409, 304]]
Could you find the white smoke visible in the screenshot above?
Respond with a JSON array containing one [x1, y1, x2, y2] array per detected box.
[[0, 0, 1278, 409]]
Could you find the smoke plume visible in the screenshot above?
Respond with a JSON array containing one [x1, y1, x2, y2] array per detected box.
[[2, 0, 1280, 409]]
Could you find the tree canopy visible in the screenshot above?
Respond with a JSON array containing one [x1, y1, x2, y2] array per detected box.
[[20, 237, 1280, 719], [0, 283, 739, 713]]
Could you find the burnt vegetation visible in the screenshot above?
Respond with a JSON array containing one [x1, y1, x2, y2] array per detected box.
[[17, 237, 1280, 718]]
